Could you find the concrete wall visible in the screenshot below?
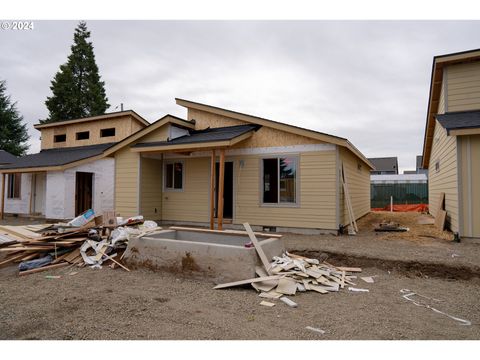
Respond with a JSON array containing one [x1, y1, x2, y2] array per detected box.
[[2, 173, 32, 215], [45, 158, 115, 219]]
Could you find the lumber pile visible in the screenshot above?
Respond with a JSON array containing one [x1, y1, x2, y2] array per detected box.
[[0, 212, 161, 276]]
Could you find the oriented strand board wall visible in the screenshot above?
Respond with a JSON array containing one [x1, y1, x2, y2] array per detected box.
[[429, 120, 459, 232], [114, 147, 140, 218], [41, 116, 144, 150], [140, 157, 162, 220], [458, 135, 480, 237], [161, 157, 210, 222], [339, 147, 371, 226], [233, 151, 337, 229], [189, 108, 322, 148], [446, 62, 480, 112]]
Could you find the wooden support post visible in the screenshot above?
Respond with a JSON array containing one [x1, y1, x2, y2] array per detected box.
[[209, 149, 216, 230], [218, 149, 225, 230], [1, 173, 5, 220]]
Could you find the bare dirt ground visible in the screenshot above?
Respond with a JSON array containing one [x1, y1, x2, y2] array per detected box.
[[1, 212, 479, 340]]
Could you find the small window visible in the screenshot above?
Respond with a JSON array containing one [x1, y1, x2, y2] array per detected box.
[[164, 161, 183, 190], [7, 173, 21, 199], [435, 160, 440, 172], [76, 131, 90, 140], [262, 157, 297, 204], [100, 128, 116, 137], [54, 134, 66, 143]]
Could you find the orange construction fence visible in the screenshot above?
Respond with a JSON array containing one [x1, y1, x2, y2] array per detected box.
[[371, 204, 429, 212]]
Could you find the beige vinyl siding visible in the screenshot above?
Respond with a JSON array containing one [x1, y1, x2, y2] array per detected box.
[[234, 151, 337, 229], [139, 157, 162, 220], [114, 147, 140, 218], [161, 157, 210, 223], [458, 135, 480, 238], [446, 62, 480, 112], [428, 120, 459, 232], [338, 147, 371, 226], [41, 115, 145, 150]]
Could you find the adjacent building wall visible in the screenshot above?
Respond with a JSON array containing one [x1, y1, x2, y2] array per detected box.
[[446, 62, 480, 112], [139, 156, 163, 221], [339, 147, 371, 227], [458, 134, 480, 238]]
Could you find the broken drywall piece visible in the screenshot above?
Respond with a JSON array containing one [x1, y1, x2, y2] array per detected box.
[[306, 326, 325, 335], [260, 301, 275, 307], [280, 297, 298, 308], [259, 290, 283, 299], [361, 276, 375, 283], [276, 278, 297, 295], [348, 287, 369, 292]]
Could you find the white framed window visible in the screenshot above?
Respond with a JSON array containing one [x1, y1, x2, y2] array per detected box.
[[164, 161, 184, 191], [262, 156, 298, 205], [7, 173, 21, 199]]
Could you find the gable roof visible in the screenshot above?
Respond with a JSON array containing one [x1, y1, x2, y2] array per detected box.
[[367, 157, 398, 173], [33, 110, 150, 130], [0, 143, 115, 172], [422, 48, 480, 168], [436, 110, 480, 135], [0, 150, 17, 165], [175, 98, 374, 169], [103, 114, 196, 156], [133, 124, 259, 149]]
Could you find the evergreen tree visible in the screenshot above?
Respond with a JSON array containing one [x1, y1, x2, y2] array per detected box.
[[42, 21, 109, 123], [0, 80, 29, 156]]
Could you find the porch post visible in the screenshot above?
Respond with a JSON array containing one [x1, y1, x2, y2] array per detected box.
[[218, 149, 225, 230], [1, 173, 5, 220], [210, 149, 216, 230]]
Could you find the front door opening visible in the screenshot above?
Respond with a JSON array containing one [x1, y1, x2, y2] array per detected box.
[[75, 172, 93, 216], [215, 161, 233, 219]]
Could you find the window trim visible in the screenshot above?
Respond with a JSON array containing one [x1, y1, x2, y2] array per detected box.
[[260, 155, 300, 208], [163, 160, 185, 192], [76, 131, 90, 140], [7, 173, 21, 199]]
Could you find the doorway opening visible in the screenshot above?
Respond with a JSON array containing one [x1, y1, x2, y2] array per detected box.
[[75, 172, 93, 216], [215, 161, 233, 219]]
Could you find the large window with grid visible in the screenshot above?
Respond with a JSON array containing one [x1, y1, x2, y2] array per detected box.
[[262, 157, 297, 204]]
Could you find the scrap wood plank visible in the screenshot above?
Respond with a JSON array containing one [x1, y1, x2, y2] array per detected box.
[[308, 284, 329, 294], [336, 266, 362, 273], [243, 222, 272, 275], [0, 225, 41, 239], [251, 278, 279, 292], [95, 248, 130, 272], [214, 275, 284, 289], [0, 253, 26, 267], [276, 278, 297, 295], [341, 163, 358, 233], [435, 192, 445, 216], [18, 262, 69, 276], [63, 248, 81, 263], [170, 226, 282, 238], [0, 247, 53, 252], [435, 210, 447, 231]]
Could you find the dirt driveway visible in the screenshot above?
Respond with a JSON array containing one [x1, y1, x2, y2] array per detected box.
[[0, 212, 479, 340]]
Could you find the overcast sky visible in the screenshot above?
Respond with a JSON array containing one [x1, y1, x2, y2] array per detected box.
[[1, 20, 479, 171]]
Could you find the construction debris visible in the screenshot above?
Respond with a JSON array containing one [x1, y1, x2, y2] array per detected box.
[[0, 210, 160, 276], [305, 326, 325, 335], [375, 220, 409, 232]]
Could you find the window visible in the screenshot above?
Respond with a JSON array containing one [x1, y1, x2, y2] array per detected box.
[[7, 173, 21, 199], [54, 134, 66, 143], [435, 160, 440, 172], [100, 128, 116, 137], [76, 131, 90, 140], [262, 157, 297, 204], [164, 161, 184, 190]]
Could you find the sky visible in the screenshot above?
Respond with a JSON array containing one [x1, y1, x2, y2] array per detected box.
[[1, 20, 480, 171]]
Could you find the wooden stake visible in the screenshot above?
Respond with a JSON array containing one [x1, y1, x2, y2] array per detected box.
[[244, 222, 272, 275], [1, 173, 5, 220], [96, 248, 130, 272], [210, 149, 216, 230], [218, 149, 225, 231]]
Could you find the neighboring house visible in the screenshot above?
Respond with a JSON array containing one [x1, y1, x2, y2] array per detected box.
[[0, 150, 18, 165], [106, 99, 373, 234], [422, 48, 480, 239], [416, 155, 428, 175], [370, 173, 428, 208], [367, 157, 398, 175], [0, 111, 149, 219]]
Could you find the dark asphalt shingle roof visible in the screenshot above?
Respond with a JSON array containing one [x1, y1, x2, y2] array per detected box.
[[0, 142, 116, 170], [0, 150, 17, 165], [436, 111, 480, 133], [367, 157, 398, 173], [133, 124, 260, 148]]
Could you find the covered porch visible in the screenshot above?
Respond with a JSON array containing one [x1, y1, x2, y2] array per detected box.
[[132, 124, 260, 230]]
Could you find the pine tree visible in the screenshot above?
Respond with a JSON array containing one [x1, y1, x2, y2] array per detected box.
[[0, 80, 29, 156], [42, 21, 109, 123]]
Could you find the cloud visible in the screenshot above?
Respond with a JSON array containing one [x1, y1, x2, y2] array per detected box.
[[1, 20, 480, 171]]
